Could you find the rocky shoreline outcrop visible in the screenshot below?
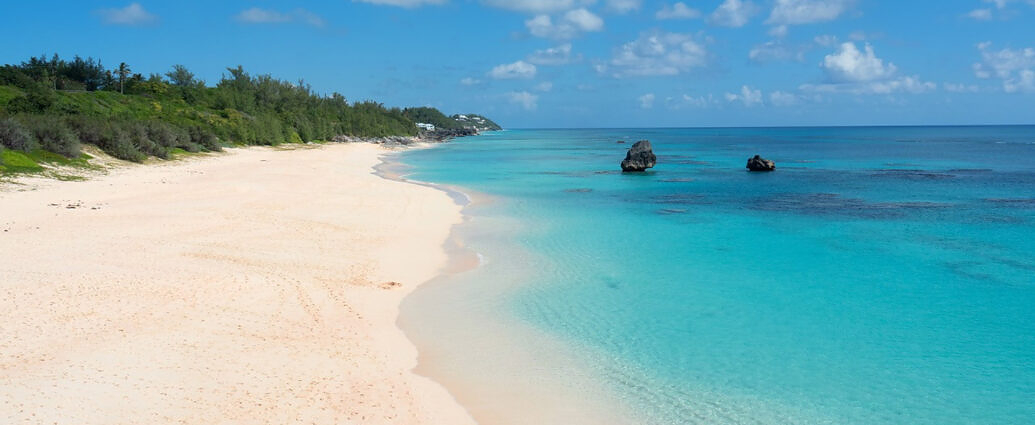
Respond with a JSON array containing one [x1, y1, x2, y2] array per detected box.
[[621, 140, 657, 172], [331, 127, 482, 147], [746, 155, 776, 171]]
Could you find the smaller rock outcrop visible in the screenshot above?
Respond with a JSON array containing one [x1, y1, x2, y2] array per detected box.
[[621, 140, 657, 172], [746, 155, 775, 172], [616, 140, 626, 144]]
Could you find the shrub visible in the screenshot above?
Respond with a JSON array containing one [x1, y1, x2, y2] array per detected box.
[[128, 123, 167, 159], [23, 115, 80, 158], [0, 117, 37, 152], [99, 124, 146, 162], [66, 115, 106, 145], [188, 125, 221, 151]]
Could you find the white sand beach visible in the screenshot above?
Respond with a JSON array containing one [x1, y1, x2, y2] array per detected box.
[[0, 144, 474, 425]]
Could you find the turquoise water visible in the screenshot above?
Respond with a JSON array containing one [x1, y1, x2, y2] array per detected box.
[[398, 127, 1035, 424]]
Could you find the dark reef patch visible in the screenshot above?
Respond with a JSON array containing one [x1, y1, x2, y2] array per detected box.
[[750, 193, 952, 219]]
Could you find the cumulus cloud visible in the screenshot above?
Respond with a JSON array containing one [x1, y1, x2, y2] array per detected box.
[[460, 77, 482, 86], [800, 42, 935, 94], [355, 0, 447, 7], [709, 0, 757, 27], [506, 91, 539, 110], [236, 8, 326, 27], [656, 2, 701, 20], [535, 81, 554, 92], [768, 25, 788, 37], [724, 85, 763, 106], [973, 42, 1035, 93], [482, 0, 595, 14], [822, 42, 896, 82], [638, 93, 656, 108], [526, 8, 604, 39], [606, 31, 710, 77], [97, 3, 157, 26], [490, 60, 538, 79], [527, 44, 578, 65], [607, 0, 642, 14], [766, 0, 854, 25]]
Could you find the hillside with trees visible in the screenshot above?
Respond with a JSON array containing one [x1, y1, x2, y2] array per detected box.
[[0, 54, 495, 174]]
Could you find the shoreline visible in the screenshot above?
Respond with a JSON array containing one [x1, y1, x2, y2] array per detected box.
[[384, 147, 642, 425], [0, 143, 476, 424]]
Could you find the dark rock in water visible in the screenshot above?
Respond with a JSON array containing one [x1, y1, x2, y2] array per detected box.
[[616, 140, 626, 144], [746, 155, 775, 172], [564, 188, 594, 193], [621, 140, 657, 172]]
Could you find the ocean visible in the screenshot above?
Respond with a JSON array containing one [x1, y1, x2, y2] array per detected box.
[[395, 127, 1035, 425]]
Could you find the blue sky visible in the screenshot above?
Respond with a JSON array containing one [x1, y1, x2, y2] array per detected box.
[[1, 0, 1033, 128]]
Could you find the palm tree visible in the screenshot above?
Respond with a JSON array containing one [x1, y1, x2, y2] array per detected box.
[[117, 62, 131, 94]]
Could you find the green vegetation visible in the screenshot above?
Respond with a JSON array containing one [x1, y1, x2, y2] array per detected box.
[[401, 108, 504, 132], [452, 113, 502, 132], [402, 107, 464, 130], [0, 54, 496, 177]]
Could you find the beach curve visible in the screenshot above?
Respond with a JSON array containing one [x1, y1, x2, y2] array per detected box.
[[0, 143, 475, 425]]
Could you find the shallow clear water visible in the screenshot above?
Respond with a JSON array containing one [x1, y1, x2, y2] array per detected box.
[[398, 127, 1035, 424]]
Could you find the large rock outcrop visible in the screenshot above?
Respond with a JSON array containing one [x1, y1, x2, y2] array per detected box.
[[746, 155, 775, 172], [621, 140, 657, 172]]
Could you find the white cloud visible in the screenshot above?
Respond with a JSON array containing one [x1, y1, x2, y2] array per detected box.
[[97, 3, 157, 26], [527, 43, 578, 65], [680, 94, 716, 108], [236, 8, 326, 27], [769, 90, 800, 106], [944, 83, 980, 93], [801, 76, 936, 94], [801, 42, 935, 94], [638, 93, 656, 108], [355, 0, 447, 7], [724, 85, 763, 106], [813, 34, 839, 47], [460, 77, 482, 85], [535, 81, 554, 92], [482, 0, 595, 14], [749, 41, 805, 63], [967, 8, 993, 20], [526, 9, 604, 39], [766, 0, 853, 25], [973, 42, 1035, 93], [656, 2, 701, 20], [768, 25, 788, 37], [607, 31, 710, 77], [506, 91, 539, 110], [709, 0, 757, 27], [566, 8, 605, 30], [822, 42, 896, 83], [489, 60, 538, 79], [607, 0, 642, 14]]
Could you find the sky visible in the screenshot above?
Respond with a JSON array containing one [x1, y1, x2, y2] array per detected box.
[[1, 0, 1034, 128]]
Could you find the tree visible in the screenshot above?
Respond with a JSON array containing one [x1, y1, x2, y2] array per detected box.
[[117, 62, 131, 94], [165, 64, 196, 87]]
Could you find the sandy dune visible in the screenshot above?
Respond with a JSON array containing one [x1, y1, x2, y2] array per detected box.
[[0, 144, 473, 425]]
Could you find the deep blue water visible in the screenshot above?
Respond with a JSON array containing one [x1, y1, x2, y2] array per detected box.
[[398, 127, 1035, 424]]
